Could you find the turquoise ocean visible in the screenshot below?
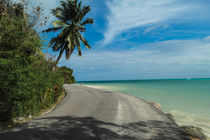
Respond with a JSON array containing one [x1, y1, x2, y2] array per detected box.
[[78, 79, 210, 138]]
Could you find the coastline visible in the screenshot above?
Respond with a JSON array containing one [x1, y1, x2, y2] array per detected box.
[[81, 84, 208, 140], [0, 85, 191, 140]]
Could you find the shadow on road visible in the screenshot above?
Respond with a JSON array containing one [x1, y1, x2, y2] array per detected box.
[[0, 116, 190, 140]]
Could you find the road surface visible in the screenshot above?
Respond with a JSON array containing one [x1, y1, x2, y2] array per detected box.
[[0, 84, 190, 140]]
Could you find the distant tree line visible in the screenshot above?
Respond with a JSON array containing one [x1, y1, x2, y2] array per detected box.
[[0, 0, 75, 124]]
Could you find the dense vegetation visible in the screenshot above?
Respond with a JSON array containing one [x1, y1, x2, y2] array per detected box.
[[0, 0, 75, 123]]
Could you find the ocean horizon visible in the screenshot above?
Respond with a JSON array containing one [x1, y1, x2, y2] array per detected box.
[[77, 78, 210, 138], [78, 77, 210, 83]]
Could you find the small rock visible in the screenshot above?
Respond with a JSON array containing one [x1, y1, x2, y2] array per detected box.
[[18, 117, 25, 121], [148, 101, 162, 110], [28, 115, 32, 119], [181, 126, 206, 140], [12, 118, 18, 122], [167, 113, 175, 120], [190, 136, 202, 140]]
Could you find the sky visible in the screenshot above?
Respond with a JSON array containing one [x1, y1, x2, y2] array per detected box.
[[27, 0, 210, 81]]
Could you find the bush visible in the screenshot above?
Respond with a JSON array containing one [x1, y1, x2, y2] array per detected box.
[[0, 0, 74, 122], [59, 66, 76, 84]]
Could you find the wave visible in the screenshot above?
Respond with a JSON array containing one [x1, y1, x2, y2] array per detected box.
[[169, 110, 210, 138]]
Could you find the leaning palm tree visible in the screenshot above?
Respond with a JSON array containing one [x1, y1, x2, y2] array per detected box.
[[43, 0, 93, 65]]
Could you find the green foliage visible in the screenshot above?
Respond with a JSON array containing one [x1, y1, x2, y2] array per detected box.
[[59, 66, 76, 84], [0, 0, 75, 123]]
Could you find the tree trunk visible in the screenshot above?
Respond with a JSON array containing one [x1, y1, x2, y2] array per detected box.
[[52, 48, 65, 71]]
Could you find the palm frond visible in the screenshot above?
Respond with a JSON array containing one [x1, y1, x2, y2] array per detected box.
[[52, 20, 66, 27], [75, 35, 81, 56], [52, 42, 59, 51], [48, 37, 57, 47], [42, 27, 62, 33], [80, 6, 91, 20], [74, 5, 90, 23], [74, 0, 78, 4], [80, 18, 93, 26], [51, 8, 65, 20], [77, 33, 91, 49], [78, 1, 82, 9], [76, 25, 86, 32], [65, 34, 72, 49], [63, 0, 77, 22], [65, 42, 75, 59]]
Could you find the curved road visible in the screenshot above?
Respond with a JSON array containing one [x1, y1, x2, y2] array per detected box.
[[0, 85, 190, 140]]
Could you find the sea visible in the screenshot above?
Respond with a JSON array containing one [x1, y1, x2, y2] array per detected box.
[[78, 79, 210, 138]]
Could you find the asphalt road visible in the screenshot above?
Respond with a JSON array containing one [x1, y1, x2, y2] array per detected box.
[[0, 84, 191, 140]]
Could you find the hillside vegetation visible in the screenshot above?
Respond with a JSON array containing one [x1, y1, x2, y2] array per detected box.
[[0, 0, 75, 124]]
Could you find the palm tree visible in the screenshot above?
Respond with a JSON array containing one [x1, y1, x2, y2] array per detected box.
[[43, 0, 93, 66]]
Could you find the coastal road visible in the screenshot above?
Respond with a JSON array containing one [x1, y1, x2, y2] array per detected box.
[[0, 85, 190, 140]]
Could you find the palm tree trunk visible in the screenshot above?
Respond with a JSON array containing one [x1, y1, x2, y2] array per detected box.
[[55, 48, 64, 65], [52, 48, 65, 71]]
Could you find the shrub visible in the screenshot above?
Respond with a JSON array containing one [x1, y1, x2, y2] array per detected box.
[[0, 0, 74, 122], [59, 66, 76, 84]]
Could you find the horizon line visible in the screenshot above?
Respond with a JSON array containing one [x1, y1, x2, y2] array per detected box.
[[77, 77, 210, 83]]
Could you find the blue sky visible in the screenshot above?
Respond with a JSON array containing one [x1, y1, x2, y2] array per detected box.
[[29, 0, 210, 81]]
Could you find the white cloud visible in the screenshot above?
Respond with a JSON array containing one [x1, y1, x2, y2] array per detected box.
[[143, 26, 157, 34], [143, 24, 170, 35], [204, 36, 210, 41], [60, 37, 210, 81], [103, 0, 204, 44]]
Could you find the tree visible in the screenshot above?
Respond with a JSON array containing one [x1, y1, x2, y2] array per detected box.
[[0, 0, 67, 123], [43, 0, 93, 66], [59, 66, 75, 84]]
